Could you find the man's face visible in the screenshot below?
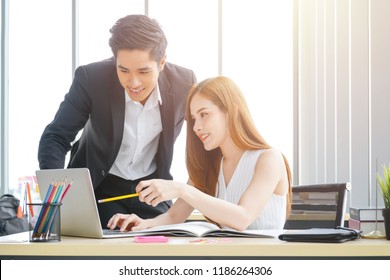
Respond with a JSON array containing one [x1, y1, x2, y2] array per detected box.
[[116, 49, 166, 105]]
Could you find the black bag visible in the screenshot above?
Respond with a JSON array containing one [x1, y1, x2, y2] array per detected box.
[[0, 194, 31, 236], [278, 227, 361, 243]]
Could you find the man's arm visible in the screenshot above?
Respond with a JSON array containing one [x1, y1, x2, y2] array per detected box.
[[38, 67, 91, 169]]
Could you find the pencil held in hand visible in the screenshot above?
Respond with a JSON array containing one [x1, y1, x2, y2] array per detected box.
[[98, 193, 139, 203]]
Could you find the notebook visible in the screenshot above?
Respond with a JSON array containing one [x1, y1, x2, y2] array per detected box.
[[35, 168, 141, 239]]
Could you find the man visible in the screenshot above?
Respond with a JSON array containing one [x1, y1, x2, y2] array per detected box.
[[38, 14, 196, 227]]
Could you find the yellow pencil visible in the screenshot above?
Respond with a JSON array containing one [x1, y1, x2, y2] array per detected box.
[[98, 193, 139, 203]]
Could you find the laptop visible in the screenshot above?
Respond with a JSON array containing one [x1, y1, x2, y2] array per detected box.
[[35, 168, 138, 239]]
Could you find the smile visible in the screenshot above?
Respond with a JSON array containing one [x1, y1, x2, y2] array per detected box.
[[198, 133, 210, 142], [128, 87, 144, 95]]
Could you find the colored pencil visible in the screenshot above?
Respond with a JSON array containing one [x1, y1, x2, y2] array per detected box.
[[26, 182, 34, 217], [32, 179, 73, 239], [98, 193, 139, 203]]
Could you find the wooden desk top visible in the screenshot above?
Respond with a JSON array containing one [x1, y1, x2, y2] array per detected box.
[[1, 230, 390, 258]]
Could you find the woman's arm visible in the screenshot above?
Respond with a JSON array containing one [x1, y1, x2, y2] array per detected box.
[[107, 194, 195, 231], [142, 198, 195, 228], [137, 149, 289, 230]]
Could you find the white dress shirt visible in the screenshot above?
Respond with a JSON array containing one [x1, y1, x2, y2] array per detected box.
[[109, 87, 163, 180]]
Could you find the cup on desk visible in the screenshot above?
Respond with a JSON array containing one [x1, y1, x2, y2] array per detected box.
[[28, 203, 61, 242]]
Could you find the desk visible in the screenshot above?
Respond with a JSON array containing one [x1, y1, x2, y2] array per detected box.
[[1, 231, 390, 259]]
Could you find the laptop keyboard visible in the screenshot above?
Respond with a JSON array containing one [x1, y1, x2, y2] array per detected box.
[[102, 229, 133, 236]]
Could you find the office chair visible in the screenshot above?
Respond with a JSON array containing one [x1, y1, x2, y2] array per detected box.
[[284, 182, 351, 229]]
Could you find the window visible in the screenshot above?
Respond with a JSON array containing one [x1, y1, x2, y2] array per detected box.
[[5, 0, 293, 194], [8, 0, 72, 192]]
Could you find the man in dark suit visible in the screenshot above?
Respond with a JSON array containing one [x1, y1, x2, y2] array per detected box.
[[38, 14, 196, 228]]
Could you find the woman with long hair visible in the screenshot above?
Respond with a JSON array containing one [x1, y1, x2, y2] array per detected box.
[[108, 76, 292, 231]]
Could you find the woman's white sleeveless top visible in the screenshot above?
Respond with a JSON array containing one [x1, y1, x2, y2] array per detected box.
[[216, 149, 286, 230]]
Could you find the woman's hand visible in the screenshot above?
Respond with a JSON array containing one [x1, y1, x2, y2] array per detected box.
[[136, 179, 186, 207], [107, 213, 151, 231]]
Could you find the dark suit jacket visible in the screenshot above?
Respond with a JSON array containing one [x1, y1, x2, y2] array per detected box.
[[38, 57, 196, 188]]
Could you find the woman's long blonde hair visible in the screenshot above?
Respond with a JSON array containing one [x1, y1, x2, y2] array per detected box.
[[185, 76, 292, 214]]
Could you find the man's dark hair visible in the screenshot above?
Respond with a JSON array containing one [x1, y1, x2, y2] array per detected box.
[[109, 14, 167, 62]]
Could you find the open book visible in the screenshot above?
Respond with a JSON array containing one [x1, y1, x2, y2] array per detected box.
[[104, 221, 274, 238]]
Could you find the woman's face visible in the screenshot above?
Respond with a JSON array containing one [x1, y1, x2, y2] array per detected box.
[[190, 94, 229, 151]]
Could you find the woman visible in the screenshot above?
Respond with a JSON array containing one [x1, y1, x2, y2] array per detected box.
[[108, 76, 292, 231]]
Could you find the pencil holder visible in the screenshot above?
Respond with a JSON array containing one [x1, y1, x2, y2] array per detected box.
[[28, 203, 61, 242]]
